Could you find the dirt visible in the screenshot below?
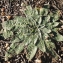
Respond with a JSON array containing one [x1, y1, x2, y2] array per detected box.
[[0, 0, 63, 63]]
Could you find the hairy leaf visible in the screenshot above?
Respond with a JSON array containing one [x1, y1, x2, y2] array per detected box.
[[45, 40, 56, 56], [0, 5, 61, 61], [26, 43, 37, 60], [55, 33, 63, 41], [37, 39, 46, 52]]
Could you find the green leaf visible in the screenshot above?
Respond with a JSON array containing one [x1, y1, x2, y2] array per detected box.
[[11, 37, 21, 43], [6, 38, 22, 55], [42, 28, 51, 33], [45, 15, 50, 22], [15, 43, 24, 54], [52, 22, 59, 27], [46, 23, 52, 29], [25, 6, 33, 17], [2, 20, 14, 30], [38, 17, 42, 25], [40, 8, 48, 16], [55, 33, 63, 41], [52, 11, 60, 22], [38, 29, 42, 38], [5, 52, 12, 61], [45, 40, 56, 56], [37, 39, 46, 52], [3, 30, 13, 39], [5, 42, 24, 60], [26, 43, 37, 60], [24, 35, 33, 45], [33, 34, 38, 44]]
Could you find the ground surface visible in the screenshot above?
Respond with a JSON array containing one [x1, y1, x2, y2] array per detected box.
[[0, 0, 63, 63]]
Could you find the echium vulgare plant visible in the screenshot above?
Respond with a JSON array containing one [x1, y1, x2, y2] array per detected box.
[[0, 5, 63, 61]]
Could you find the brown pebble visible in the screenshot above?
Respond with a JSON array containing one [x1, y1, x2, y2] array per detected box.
[[1, 8, 5, 12], [6, 16, 11, 20], [1, 12, 5, 16], [5, 43, 9, 48], [35, 59, 42, 63]]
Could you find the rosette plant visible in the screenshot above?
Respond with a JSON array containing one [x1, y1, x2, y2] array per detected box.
[[0, 5, 63, 61]]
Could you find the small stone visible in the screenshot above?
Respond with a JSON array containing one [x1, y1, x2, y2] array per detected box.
[[7, 61, 10, 63], [6, 16, 11, 20], [1, 8, 5, 12], [1, 12, 5, 16], [5, 43, 9, 48], [35, 59, 42, 63]]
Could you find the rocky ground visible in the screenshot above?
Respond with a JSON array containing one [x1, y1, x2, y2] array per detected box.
[[0, 0, 63, 63]]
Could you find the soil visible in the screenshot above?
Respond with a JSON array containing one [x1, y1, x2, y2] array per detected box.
[[0, 0, 63, 63]]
